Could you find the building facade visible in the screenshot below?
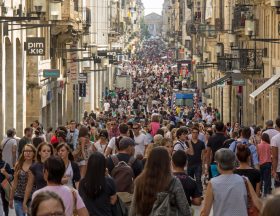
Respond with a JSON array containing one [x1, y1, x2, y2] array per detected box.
[[0, 0, 143, 139], [144, 12, 163, 37], [185, 0, 280, 126]]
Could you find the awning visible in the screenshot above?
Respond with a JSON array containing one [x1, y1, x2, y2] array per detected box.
[[204, 72, 245, 90], [204, 73, 231, 90], [249, 73, 280, 104]]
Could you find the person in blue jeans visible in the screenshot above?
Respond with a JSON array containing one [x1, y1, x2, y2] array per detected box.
[[9, 144, 36, 216], [187, 126, 205, 196]]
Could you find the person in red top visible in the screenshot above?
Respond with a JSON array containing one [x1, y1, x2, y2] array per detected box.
[[257, 133, 272, 196]]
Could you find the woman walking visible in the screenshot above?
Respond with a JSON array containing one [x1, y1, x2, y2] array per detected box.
[[56, 143, 80, 189], [130, 147, 191, 216], [257, 133, 272, 196], [234, 144, 261, 195], [9, 144, 36, 216], [201, 148, 261, 216], [79, 152, 117, 216], [23, 142, 53, 213]]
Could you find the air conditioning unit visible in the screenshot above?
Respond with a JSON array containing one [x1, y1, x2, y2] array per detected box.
[[33, 0, 46, 13], [49, 2, 61, 20], [271, 0, 280, 7]]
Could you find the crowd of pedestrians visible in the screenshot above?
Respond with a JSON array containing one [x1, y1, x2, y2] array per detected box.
[[1, 38, 280, 216]]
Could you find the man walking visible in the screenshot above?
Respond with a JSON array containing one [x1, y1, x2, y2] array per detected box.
[[187, 126, 205, 196], [1, 129, 17, 167], [18, 127, 33, 156]]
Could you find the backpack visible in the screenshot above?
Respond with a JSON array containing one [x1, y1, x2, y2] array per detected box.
[[111, 155, 136, 193], [149, 178, 178, 216]]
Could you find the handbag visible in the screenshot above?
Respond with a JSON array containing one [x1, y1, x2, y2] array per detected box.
[[1, 163, 11, 202], [243, 177, 259, 216]]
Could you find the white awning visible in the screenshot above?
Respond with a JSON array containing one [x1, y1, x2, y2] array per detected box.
[[249, 73, 280, 104]]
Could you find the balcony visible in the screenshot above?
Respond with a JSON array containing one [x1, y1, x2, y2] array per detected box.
[[232, 4, 254, 33]]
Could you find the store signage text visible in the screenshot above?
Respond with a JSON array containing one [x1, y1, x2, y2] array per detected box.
[[25, 37, 46, 56]]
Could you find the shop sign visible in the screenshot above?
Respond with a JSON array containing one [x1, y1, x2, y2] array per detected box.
[[25, 37, 45, 56], [232, 78, 245, 86], [43, 69, 60, 78], [78, 73, 87, 83]]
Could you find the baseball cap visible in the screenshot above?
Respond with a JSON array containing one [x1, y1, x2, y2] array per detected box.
[[118, 137, 136, 150]]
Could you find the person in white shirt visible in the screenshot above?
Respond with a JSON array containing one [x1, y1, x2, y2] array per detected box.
[[264, 120, 279, 141], [271, 118, 280, 187], [1, 129, 17, 167], [103, 101, 110, 113], [133, 123, 148, 159], [105, 123, 129, 157]]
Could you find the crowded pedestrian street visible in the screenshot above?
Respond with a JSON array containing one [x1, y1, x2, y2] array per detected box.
[[1, 0, 280, 215]]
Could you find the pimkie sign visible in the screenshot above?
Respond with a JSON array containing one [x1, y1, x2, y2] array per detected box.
[[25, 37, 45, 56]]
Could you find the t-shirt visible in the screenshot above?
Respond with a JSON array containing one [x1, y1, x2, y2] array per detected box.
[[173, 140, 188, 152], [134, 133, 148, 157], [207, 133, 227, 163], [94, 141, 108, 154], [1, 137, 17, 167], [271, 133, 280, 172], [234, 169, 261, 191], [104, 103, 110, 112], [263, 128, 279, 141], [79, 177, 116, 216], [106, 153, 143, 178], [32, 185, 85, 216], [64, 162, 74, 188], [29, 162, 46, 190], [187, 140, 205, 167], [173, 172, 200, 206]]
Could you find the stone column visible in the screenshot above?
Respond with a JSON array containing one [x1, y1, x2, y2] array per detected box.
[[5, 38, 14, 131], [16, 39, 24, 137]]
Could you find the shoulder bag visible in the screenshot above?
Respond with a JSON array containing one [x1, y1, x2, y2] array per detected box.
[[243, 177, 259, 216], [1, 163, 12, 202]]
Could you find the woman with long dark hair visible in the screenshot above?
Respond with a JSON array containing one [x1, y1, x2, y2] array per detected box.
[[56, 143, 81, 189], [130, 147, 191, 216], [79, 152, 117, 216], [9, 144, 36, 216]]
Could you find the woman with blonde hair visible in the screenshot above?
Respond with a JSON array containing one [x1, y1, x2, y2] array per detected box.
[[143, 135, 164, 166], [171, 128, 178, 144], [10, 144, 36, 216]]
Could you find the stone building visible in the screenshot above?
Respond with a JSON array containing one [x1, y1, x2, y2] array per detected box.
[[0, 0, 143, 138], [186, 0, 280, 126], [144, 13, 163, 37]]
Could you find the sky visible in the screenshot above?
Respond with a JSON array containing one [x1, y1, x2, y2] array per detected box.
[[142, 0, 164, 16]]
